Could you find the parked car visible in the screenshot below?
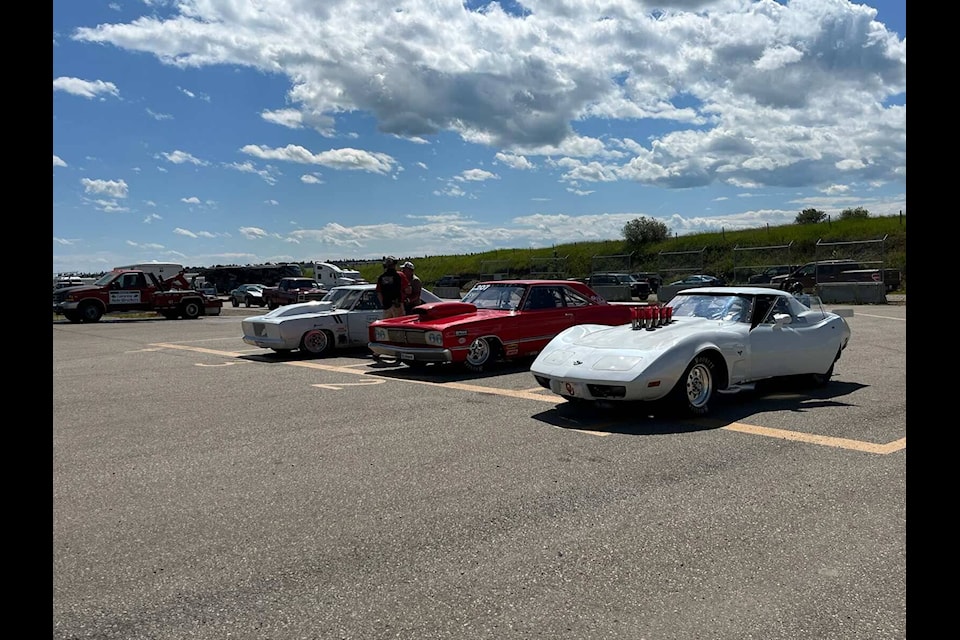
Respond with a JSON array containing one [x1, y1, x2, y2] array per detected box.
[[241, 284, 443, 356], [229, 283, 266, 307], [747, 265, 798, 285], [667, 274, 726, 287], [584, 273, 650, 299], [529, 287, 852, 416], [367, 280, 639, 371], [631, 272, 662, 293]]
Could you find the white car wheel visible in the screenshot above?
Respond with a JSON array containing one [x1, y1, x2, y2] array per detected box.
[[670, 354, 716, 416], [300, 329, 333, 356]]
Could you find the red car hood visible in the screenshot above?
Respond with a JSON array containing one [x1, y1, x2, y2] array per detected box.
[[373, 301, 515, 330]]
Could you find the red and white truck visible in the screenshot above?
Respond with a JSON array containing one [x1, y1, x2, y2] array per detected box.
[[262, 277, 329, 309], [53, 265, 222, 323]]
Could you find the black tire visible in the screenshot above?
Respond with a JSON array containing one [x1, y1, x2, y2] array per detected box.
[[78, 300, 103, 323], [63, 311, 81, 323], [464, 337, 500, 372], [299, 329, 334, 357], [268, 302, 279, 310], [244, 297, 253, 308], [668, 354, 717, 416], [810, 359, 836, 387], [231, 298, 239, 307], [181, 300, 202, 319]]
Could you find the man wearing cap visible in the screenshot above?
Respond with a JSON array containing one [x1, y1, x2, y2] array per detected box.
[[401, 261, 423, 314], [376, 256, 409, 319]]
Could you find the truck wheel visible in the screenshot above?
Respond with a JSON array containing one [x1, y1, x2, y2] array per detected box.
[[268, 302, 278, 310], [63, 311, 81, 323], [78, 300, 103, 323], [181, 300, 202, 319], [300, 329, 334, 356]]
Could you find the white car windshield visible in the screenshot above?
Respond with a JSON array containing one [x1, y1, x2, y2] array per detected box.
[[321, 287, 362, 309], [668, 293, 752, 322]]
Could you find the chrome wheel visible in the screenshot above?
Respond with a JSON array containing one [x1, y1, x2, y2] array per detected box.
[[669, 354, 717, 416], [685, 361, 714, 410], [464, 337, 497, 372]]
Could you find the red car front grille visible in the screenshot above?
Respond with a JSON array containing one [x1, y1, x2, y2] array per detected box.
[[384, 329, 429, 345]]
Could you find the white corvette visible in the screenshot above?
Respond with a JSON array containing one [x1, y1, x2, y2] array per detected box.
[[241, 283, 441, 356], [529, 287, 852, 416]]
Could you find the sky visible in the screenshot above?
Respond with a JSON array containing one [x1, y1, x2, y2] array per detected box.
[[53, 0, 906, 275]]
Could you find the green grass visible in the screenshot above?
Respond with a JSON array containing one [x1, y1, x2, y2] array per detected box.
[[354, 214, 907, 292]]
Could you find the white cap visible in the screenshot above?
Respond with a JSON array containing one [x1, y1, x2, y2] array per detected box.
[[401, 261, 415, 270]]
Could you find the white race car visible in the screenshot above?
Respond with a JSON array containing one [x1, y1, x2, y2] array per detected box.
[[241, 283, 441, 356], [529, 287, 852, 416]]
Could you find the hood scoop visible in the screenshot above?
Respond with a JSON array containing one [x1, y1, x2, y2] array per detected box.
[[414, 301, 477, 320]]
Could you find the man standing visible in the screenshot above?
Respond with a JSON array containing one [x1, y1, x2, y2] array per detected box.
[[401, 261, 423, 314], [376, 256, 409, 319]]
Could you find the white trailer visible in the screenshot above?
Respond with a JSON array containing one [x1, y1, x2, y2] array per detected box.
[[113, 262, 185, 281], [312, 262, 366, 287]]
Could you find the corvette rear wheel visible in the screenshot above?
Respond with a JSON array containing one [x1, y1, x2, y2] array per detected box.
[[300, 329, 333, 356], [464, 337, 499, 372], [670, 354, 716, 416]]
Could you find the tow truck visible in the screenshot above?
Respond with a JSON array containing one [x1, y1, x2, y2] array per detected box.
[[53, 267, 223, 323]]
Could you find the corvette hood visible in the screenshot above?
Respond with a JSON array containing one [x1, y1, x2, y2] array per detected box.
[[553, 317, 714, 351]]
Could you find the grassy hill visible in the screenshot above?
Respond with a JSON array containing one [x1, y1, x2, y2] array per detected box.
[[353, 214, 907, 292]]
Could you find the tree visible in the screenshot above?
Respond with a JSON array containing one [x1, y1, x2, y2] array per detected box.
[[622, 216, 669, 245], [839, 206, 870, 220], [795, 208, 827, 224]]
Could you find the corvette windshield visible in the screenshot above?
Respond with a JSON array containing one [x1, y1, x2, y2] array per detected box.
[[668, 293, 752, 323]]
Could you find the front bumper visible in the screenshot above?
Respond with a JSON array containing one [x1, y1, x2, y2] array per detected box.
[[367, 343, 453, 364]]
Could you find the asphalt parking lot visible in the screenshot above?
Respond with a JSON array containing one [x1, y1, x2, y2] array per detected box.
[[52, 303, 906, 639]]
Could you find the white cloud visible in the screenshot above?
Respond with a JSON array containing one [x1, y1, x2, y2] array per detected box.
[[54, 155, 67, 168], [160, 150, 208, 165], [81, 178, 128, 198], [53, 77, 119, 99], [240, 144, 397, 175]]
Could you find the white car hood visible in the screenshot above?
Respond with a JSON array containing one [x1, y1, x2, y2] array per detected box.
[[533, 317, 722, 379], [556, 317, 712, 350]]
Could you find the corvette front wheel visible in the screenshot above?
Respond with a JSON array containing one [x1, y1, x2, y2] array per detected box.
[[669, 354, 716, 416]]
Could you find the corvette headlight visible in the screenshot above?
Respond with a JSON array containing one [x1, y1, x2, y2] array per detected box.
[[425, 331, 443, 346], [374, 327, 388, 341]]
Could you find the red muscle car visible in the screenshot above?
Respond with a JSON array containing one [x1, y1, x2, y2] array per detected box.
[[367, 279, 638, 371]]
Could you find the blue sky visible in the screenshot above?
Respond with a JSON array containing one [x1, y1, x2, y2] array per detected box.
[[53, 0, 906, 275]]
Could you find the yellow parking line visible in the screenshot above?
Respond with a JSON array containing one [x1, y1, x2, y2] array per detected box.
[[150, 343, 905, 452], [718, 422, 905, 455]]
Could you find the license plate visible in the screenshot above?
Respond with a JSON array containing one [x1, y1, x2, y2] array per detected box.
[[551, 379, 585, 397], [400, 353, 414, 361]]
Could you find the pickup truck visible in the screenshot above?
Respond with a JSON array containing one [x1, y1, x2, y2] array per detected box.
[[262, 277, 329, 309], [53, 268, 223, 323], [770, 260, 902, 293]]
